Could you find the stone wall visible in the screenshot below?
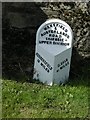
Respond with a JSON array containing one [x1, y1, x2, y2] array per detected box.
[[41, 2, 90, 59]]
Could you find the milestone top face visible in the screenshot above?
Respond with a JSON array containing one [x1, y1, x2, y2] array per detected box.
[[36, 19, 73, 55]]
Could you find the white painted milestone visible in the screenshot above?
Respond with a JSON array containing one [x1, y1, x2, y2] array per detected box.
[[33, 19, 73, 85]]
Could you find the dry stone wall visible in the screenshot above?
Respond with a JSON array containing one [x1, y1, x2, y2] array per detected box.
[[38, 2, 90, 59]]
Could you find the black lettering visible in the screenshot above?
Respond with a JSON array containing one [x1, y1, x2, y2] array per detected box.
[[61, 39, 63, 42], [60, 67, 63, 69], [59, 25, 61, 28], [44, 27, 47, 30], [43, 59, 47, 65], [47, 69, 49, 73], [41, 33, 43, 36], [43, 31, 46, 36], [49, 34, 51, 37], [67, 62, 69, 65], [52, 34, 55, 37], [62, 27, 65, 30], [45, 67, 48, 71], [58, 64, 60, 67], [50, 41, 52, 44], [53, 42, 56, 45], [39, 41, 52, 44], [47, 63, 50, 68], [61, 62, 63, 65], [43, 41, 46, 44], [36, 53, 40, 60], [41, 62, 43, 66], [40, 56, 43, 61], [46, 37, 54, 41], [48, 38, 50, 40], [61, 42, 65, 45], [56, 34, 58, 37], [65, 29, 68, 32], [67, 35, 69, 39], [57, 31, 60, 34], [50, 24, 52, 27], [41, 62, 45, 69], [67, 43, 69, 46], [57, 58, 69, 70], [49, 67, 52, 70], [48, 30, 51, 33], [52, 38, 54, 41], [62, 65, 65, 68], [56, 24, 58, 26], [51, 30, 53, 33], [55, 38, 58, 41], [59, 35, 62, 38], [46, 31, 48, 34], [37, 59, 40, 63], [39, 41, 42, 44], [59, 39, 62, 41], [58, 38, 59, 41], [60, 42, 63, 45], [53, 23, 55, 27], [60, 25, 63, 28], [47, 38, 49, 40], [54, 30, 56, 33], [53, 41, 56, 45], [62, 61, 65, 64], [65, 63, 68, 66], [36, 53, 53, 71], [62, 32, 67, 36], [55, 27, 57, 30], [66, 58, 68, 61], [60, 31, 62, 34], [56, 69, 59, 72], [47, 25, 50, 29]]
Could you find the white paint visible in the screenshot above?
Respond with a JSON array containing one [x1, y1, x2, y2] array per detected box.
[[33, 19, 73, 85]]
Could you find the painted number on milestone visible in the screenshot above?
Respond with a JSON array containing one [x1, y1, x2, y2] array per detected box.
[[36, 52, 53, 73], [39, 23, 70, 46]]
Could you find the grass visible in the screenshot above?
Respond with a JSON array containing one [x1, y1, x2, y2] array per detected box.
[[2, 74, 89, 118]]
